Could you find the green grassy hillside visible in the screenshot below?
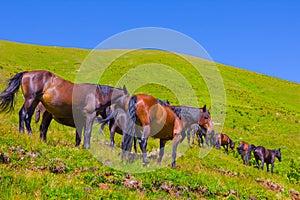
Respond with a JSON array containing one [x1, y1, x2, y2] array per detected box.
[[0, 40, 299, 199]]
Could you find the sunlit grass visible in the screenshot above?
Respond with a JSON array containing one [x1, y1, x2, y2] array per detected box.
[[0, 40, 299, 199]]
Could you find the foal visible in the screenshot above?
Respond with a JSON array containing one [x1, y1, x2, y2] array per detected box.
[[215, 133, 235, 153], [253, 146, 281, 173]]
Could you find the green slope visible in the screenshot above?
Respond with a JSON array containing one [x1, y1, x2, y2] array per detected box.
[[0, 40, 299, 199]]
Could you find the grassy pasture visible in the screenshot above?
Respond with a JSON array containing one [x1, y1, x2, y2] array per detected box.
[[0, 40, 299, 199]]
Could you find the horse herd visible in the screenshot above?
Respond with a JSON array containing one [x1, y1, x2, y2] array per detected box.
[[0, 70, 281, 172], [191, 129, 281, 173]]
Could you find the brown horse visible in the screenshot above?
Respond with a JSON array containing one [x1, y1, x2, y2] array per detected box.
[[253, 146, 281, 173], [0, 70, 128, 148], [127, 94, 182, 168], [127, 94, 213, 168], [215, 133, 235, 153], [237, 141, 256, 165]]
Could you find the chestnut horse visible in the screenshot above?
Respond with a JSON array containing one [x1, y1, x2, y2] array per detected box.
[[253, 146, 281, 173], [215, 133, 235, 153], [237, 141, 256, 165], [0, 70, 128, 148], [99, 98, 169, 150], [127, 94, 213, 168]]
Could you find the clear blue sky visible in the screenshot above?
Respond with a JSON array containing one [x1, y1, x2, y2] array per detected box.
[[1, 0, 299, 83]]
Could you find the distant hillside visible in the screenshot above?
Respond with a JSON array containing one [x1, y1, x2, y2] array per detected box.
[[0, 40, 299, 199]]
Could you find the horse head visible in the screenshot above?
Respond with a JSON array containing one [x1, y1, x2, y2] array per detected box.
[[230, 140, 235, 150], [199, 105, 214, 134], [111, 85, 131, 110], [274, 148, 282, 162]]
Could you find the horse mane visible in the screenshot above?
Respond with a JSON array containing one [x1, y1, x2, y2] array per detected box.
[[156, 98, 169, 106], [170, 106, 182, 119], [97, 85, 114, 97]]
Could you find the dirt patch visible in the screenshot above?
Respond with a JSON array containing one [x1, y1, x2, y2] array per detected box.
[[289, 189, 300, 200], [255, 178, 284, 193], [122, 174, 143, 191], [0, 151, 10, 163]]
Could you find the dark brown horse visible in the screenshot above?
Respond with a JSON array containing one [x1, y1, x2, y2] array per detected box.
[[237, 141, 256, 165], [170, 105, 214, 144], [215, 133, 235, 153], [191, 123, 215, 148], [253, 146, 281, 173], [0, 70, 128, 148]]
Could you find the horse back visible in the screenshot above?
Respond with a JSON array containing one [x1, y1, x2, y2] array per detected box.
[[21, 70, 54, 98], [238, 141, 249, 152], [218, 133, 229, 145]]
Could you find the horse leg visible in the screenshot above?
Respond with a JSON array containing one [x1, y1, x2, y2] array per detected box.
[[271, 162, 274, 173], [197, 133, 201, 147], [187, 130, 191, 147], [133, 137, 137, 154], [109, 122, 117, 148], [171, 134, 181, 168], [19, 98, 38, 134], [121, 133, 133, 161], [225, 145, 229, 153], [158, 139, 166, 163], [140, 125, 150, 164], [39, 111, 52, 142], [83, 112, 96, 149], [75, 121, 84, 147], [266, 163, 269, 172], [261, 158, 265, 171]]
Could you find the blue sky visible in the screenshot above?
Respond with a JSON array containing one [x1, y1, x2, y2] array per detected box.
[[1, 1, 299, 83]]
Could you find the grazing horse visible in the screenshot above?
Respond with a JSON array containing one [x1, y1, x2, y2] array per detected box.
[[127, 94, 213, 168], [237, 142, 256, 165], [253, 146, 281, 173], [170, 105, 214, 148], [99, 98, 169, 151], [0, 70, 128, 148], [191, 123, 215, 148], [215, 133, 235, 153]]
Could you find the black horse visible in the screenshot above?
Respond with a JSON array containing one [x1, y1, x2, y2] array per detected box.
[[252, 146, 281, 173]]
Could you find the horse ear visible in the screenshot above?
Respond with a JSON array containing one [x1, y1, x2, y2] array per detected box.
[[203, 105, 207, 112], [167, 100, 170, 105], [123, 85, 128, 95], [278, 148, 281, 152]]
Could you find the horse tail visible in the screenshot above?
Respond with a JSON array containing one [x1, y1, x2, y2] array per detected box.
[[97, 110, 114, 134], [128, 95, 137, 123], [0, 71, 27, 113]]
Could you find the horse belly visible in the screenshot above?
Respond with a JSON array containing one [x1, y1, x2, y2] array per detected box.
[[151, 123, 174, 140], [53, 116, 75, 127]]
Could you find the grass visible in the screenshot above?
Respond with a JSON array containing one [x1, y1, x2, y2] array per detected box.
[[0, 40, 299, 199]]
